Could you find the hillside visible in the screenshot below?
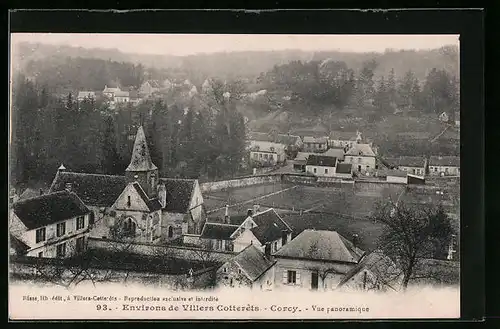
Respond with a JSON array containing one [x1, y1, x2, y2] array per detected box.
[[13, 42, 458, 81]]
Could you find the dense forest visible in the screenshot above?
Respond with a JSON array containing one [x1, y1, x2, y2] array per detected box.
[[10, 74, 247, 188]]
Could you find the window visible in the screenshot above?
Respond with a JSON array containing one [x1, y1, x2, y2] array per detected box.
[[274, 241, 278, 251], [313, 168, 317, 174], [287, 270, 297, 284], [223, 267, 227, 273], [324, 168, 328, 174], [75, 236, 85, 253], [168, 226, 174, 238], [253, 153, 258, 159], [38, 251, 43, 258], [56, 243, 66, 258], [259, 153, 263, 159], [56, 222, 66, 237], [123, 218, 137, 237], [127, 196, 131, 207], [238, 269, 242, 274], [76, 216, 85, 230], [35, 228, 46, 243], [264, 154, 268, 159]]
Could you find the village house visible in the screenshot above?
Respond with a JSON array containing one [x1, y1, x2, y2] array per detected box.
[[199, 206, 293, 255], [10, 191, 91, 258], [336, 250, 402, 292], [273, 230, 365, 291], [375, 169, 409, 184], [305, 155, 337, 177], [248, 132, 303, 155], [302, 136, 329, 153], [344, 143, 377, 173], [428, 156, 460, 176], [77, 91, 96, 102], [328, 131, 362, 150], [48, 126, 206, 244], [292, 148, 345, 172], [114, 90, 130, 104], [385, 156, 427, 177], [439, 111, 449, 123], [139, 80, 162, 98], [102, 85, 121, 100], [335, 163, 353, 179], [248, 140, 286, 167], [216, 244, 276, 290]]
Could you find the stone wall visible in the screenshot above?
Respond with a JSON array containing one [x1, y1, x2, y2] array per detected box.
[[200, 174, 281, 193], [87, 237, 236, 263]]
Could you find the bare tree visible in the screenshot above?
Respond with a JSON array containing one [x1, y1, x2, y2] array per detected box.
[[373, 201, 453, 290]]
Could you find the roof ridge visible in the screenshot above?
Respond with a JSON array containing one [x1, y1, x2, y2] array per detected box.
[[205, 222, 240, 227], [60, 171, 125, 179], [13, 190, 69, 203]]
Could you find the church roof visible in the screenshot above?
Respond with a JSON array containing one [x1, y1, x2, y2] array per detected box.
[[160, 178, 196, 213], [126, 126, 158, 172], [131, 182, 162, 212], [49, 172, 128, 207]]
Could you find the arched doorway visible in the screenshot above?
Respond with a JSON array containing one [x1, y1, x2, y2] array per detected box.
[[123, 217, 137, 237]]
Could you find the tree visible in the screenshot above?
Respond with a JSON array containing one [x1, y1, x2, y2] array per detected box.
[[422, 68, 456, 114], [374, 76, 391, 112], [373, 201, 453, 290]]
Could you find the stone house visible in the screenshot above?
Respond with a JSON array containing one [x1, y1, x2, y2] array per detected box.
[[199, 207, 292, 255], [114, 91, 130, 104], [428, 156, 460, 176], [305, 155, 337, 177], [302, 136, 329, 153], [273, 229, 365, 291], [336, 250, 402, 292], [375, 169, 408, 184], [328, 131, 362, 150], [102, 85, 121, 100], [385, 156, 427, 177], [10, 191, 91, 258], [139, 80, 162, 98], [77, 91, 96, 102], [248, 140, 286, 167], [48, 126, 206, 244], [344, 143, 377, 174], [216, 244, 276, 290]]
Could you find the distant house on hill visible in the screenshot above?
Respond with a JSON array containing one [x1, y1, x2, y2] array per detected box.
[[77, 91, 96, 102], [439, 111, 449, 123], [103, 85, 121, 100], [273, 229, 365, 291], [114, 90, 130, 104], [328, 131, 362, 150], [302, 136, 328, 153], [305, 155, 337, 177], [215, 244, 276, 290], [344, 144, 377, 174], [139, 80, 162, 98], [384, 156, 427, 177]]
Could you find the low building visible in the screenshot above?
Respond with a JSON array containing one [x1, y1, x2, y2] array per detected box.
[[376, 169, 408, 184], [139, 80, 162, 98], [323, 147, 345, 161], [114, 91, 130, 103], [248, 141, 286, 167], [336, 250, 402, 292], [292, 152, 313, 171], [103, 85, 121, 100], [439, 111, 449, 123], [10, 191, 92, 258], [216, 244, 276, 290], [305, 155, 337, 177], [328, 131, 362, 150], [385, 156, 427, 177], [77, 91, 96, 102], [273, 230, 365, 291], [344, 144, 377, 173], [247, 132, 303, 154], [428, 156, 460, 176], [335, 163, 353, 179], [303, 136, 328, 153]]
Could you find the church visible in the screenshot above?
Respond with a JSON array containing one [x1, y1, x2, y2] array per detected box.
[[49, 126, 206, 244]]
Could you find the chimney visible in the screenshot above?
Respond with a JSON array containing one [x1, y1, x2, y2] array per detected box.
[[247, 209, 253, 217], [39, 188, 43, 196], [253, 204, 260, 214], [224, 204, 230, 224], [352, 234, 359, 249]]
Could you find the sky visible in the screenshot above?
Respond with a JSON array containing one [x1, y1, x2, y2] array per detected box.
[[11, 33, 459, 56]]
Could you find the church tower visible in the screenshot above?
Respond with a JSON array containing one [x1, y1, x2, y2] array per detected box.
[[125, 126, 159, 198]]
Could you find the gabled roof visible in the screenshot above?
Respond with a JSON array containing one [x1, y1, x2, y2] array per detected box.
[[19, 188, 40, 200], [131, 182, 162, 212], [324, 148, 345, 160], [294, 152, 314, 162], [336, 163, 352, 174], [145, 80, 162, 88], [274, 229, 365, 263], [429, 156, 460, 167], [200, 223, 239, 240], [160, 178, 196, 213], [10, 234, 30, 254], [337, 250, 400, 288], [13, 191, 90, 230], [49, 171, 128, 207], [231, 244, 276, 282], [303, 136, 328, 144], [345, 144, 376, 157], [306, 155, 337, 167], [103, 86, 120, 93], [126, 126, 158, 172], [249, 209, 292, 244]]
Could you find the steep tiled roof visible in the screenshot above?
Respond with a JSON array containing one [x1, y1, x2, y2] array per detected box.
[[160, 178, 196, 213], [429, 156, 460, 167], [126, 126, 158, 172], [49, 172, 128, 207], [345, 144, 376, 157], [337, 250, 400, 288], [336, 163, 352, 174], [19, 188, 40, 200], [250, 209, 292, 244], [13, 191, 90, 230], [231, 244, 276, 282], [200, 223, 239, 240], [131, 183, 162, 212], [306, 155, 337, 167], [274, 229, 365, 263], [324, 148, 345, 160]]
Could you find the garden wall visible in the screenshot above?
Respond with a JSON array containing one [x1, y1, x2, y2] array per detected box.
[[200, 174, 281, 193]]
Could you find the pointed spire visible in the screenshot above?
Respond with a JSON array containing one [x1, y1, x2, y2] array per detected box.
[[126, 126, 158, 172], [58, 163, 66, 171]]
